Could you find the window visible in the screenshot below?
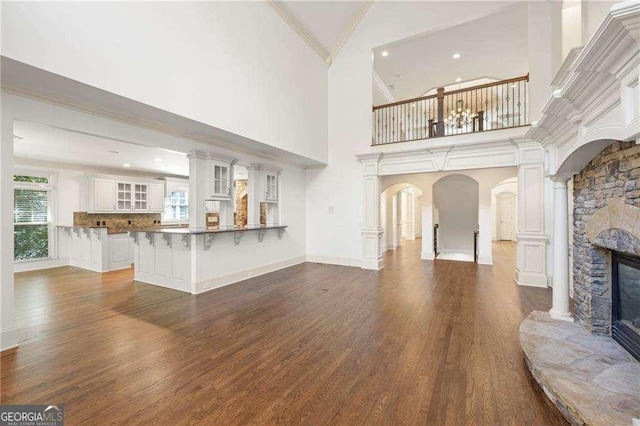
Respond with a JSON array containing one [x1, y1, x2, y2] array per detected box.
[[164, 190, 188, 222], [14, 174, 53, 261]]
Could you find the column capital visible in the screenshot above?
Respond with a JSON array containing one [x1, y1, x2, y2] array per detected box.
[[355, 152, 382, 165], [550, 174, 572, 185]]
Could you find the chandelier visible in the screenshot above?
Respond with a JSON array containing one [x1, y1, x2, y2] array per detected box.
[[445, 99, 474, 129]]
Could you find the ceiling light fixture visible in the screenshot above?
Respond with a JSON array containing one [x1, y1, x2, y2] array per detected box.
[[153, 157, 162, 162], [453, 53, 461, 59], [381, 51, 389, 57], [456, 77, 462, 83], [122, 163, 131, 168]]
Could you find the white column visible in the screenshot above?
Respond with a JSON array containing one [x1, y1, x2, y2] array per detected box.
[[396, 193, 402, 247], [550, 176, 574, 322], [247, 165, 263, 228], [421, 190, 435, 260], [515, 141, 549, 287], [391, 193, 398, 248], [1, 105, 17, 352], [357, 153, 384, 270], [187, 150, 207, 231], [405, 189, 415, 240]]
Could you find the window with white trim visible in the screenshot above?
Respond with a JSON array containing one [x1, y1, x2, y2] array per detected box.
[[13, 174, 54, 261], [163, 190, 188, 222]]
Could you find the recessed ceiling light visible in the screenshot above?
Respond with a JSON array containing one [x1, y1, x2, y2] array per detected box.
[[453, 53, 461, 59], [122, 163, 130, 168], [153, 157, 162, 162], [108, 150, 119, 154], [456, 77, 462, 82], [382, 51, 389, 57]]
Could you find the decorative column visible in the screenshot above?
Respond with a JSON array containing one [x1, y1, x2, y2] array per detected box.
[[515, 140, 549, 287], [395, 193, 403, 247], [1, 103, 17, 352], [405, 189, 415, 240], [187, 150, 207, 232], [356, 153, 384, 270], [550, 176, 574, 322]]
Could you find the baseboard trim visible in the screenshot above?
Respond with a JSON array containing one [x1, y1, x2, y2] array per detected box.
[[477, 256, 493, 265], [195, 256, 307, 294], [306, 255, 361, 268], [421, 251, 435, 260], [516, 270, 549, 288], [14, 257, 69, 273], [361, 257, 384, 270], [1, 326, 18, 353]]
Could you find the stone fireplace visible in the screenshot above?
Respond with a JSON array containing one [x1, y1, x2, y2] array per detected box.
[[574, 141, 640, 358]]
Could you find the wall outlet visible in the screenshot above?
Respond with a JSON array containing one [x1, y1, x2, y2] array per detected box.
[[202, 282, 211, 289]]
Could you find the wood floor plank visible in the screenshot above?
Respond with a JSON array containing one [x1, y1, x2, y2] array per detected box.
[[1, 240, 567, 425]]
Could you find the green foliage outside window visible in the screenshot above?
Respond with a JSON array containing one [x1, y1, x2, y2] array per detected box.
[[14, 225, 49, 261], [14, 175, 48, 184]]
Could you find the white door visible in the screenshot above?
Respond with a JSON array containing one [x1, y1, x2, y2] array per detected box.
[[94, 179, 116, 212], [498, 194, 515, 241]]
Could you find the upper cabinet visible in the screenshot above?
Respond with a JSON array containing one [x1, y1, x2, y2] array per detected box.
[[205, 153, 237, 201], [94, 179, 116, 212], [265, 172, 279, 202], [80, 175, 165, 214]]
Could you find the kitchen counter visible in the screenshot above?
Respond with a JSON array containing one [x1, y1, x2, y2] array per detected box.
[[57, 224, 188, 235], [128, 225, 288, 235]]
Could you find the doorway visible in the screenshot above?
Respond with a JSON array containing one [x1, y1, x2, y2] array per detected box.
[[497, 193, 515, 241]]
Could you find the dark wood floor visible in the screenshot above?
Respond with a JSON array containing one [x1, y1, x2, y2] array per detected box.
[[2, 240, 566, 425]]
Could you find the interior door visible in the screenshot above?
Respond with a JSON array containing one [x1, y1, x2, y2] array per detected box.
[[498, 194, 514, 241]]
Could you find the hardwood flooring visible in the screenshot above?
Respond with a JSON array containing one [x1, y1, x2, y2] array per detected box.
[[1, 240, 566, 425]]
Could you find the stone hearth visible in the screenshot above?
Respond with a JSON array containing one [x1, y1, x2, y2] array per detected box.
[[520, 311, 640, 425]]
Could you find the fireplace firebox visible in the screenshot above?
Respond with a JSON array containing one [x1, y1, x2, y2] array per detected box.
[[612, 251, 640, 361]]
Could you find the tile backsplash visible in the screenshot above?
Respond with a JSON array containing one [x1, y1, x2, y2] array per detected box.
[[74, 212, 162, 230]]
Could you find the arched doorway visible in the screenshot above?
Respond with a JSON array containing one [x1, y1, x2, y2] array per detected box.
[[433, 175, 479, 262]]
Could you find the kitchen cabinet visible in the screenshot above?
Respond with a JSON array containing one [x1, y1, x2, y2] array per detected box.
[[79, 174, 165, 214], [93, 179, 116, 212], [148, 183, 165, 212], [265, 172, 278, 202]]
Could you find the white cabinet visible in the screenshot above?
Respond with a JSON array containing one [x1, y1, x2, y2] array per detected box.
[[133, 184, 148, 211], [148, 183, 165, 212], [108, 233, 133, 271], [94, 179, 116, 212], [81, 175, 164, 214], [265, 172, 278, 202], [211, 161, 230, 199], [116, 181, 133, 211]]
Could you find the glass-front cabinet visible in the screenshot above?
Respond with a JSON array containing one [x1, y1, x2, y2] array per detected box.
[[265, 172, 278, 202], [212, 162, 230, 198], [134, 183, 148, 211], [116, 182, 132, 211]]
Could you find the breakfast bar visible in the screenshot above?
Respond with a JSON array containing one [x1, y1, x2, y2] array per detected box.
[[130, 225, 289, 294]]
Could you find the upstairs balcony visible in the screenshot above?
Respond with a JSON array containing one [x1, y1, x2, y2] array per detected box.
[[372, 74, 529, 146]]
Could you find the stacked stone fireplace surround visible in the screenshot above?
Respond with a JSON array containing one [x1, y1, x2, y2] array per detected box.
[[573, 140, 640, 335]]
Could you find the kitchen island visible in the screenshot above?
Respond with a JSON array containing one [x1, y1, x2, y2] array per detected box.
[[129, 225, 291, 294], [57, 225, 133, 272]]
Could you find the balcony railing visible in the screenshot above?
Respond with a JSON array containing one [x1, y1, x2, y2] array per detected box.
[[372, 74, 529, 146]]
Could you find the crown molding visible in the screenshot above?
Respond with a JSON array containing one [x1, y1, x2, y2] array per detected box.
[[373, 70, 395, 103], [329, 1, 373, 66], [266, 0, 331, 65], [267, 0, 372, 68]]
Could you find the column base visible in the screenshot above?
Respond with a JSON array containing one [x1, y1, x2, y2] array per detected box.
[[549, 309, 575, 322], [361, 257, 384, 270], [0, 326, 18, 352], [421, 251, 435, 260]]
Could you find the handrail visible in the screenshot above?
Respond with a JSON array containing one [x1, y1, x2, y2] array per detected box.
[[373, 74, 529, 111], [474, 230, 479, 263]]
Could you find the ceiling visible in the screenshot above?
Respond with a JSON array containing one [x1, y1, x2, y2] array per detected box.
[[13, 121, 190, 177], [269, 1, 371, 65], [373, 3, 529, 103]]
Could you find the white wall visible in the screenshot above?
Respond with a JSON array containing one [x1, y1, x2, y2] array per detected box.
[[562, 5, 583, 59], [433, 175, 479, 254], [1, 1, 328, 164], [584, 1, 620, 42], [306, 1, 559, 265]]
